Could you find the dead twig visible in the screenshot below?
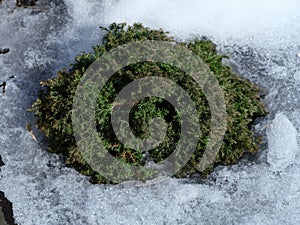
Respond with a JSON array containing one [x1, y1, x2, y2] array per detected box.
[[26, 123, 38, 142]]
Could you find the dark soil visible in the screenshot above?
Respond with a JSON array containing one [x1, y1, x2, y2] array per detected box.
[[0, 156, 4, 167], [0, 191, 17, 225], [16, 0, 37, 7]]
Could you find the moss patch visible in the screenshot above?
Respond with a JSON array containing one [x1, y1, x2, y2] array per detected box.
[[31, 23, 267, 184]]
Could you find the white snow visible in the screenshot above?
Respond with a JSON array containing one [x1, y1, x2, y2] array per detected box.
[[102, 0, 300, 48], [0, 0, 300, 224]]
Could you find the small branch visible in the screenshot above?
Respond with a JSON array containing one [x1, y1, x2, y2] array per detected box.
[[26, 123, 38, 142]]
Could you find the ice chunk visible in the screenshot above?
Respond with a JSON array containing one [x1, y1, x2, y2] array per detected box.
[[294, 71, 300, 82], [267, 113, 299, 171]]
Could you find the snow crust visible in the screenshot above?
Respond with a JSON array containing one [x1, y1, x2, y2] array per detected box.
[[0, 0, 300, 224]]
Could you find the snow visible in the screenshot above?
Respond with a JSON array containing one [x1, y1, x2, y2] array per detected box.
[[102, 0, 300, 48], [0, 0, 300, 224]]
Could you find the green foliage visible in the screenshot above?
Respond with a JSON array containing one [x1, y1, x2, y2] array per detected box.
[[31, 23, 267, 184]]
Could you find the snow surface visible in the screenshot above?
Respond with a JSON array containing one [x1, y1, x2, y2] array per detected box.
[[0, 0, 300, 224]]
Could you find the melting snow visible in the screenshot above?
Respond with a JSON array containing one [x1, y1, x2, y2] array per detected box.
[[0, 0, 300, 224]]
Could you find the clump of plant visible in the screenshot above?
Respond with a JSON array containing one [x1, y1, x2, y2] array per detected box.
[[31, 23, 267, 184]]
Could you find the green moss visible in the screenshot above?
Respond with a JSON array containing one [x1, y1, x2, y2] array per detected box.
[[31, 23, 267, 184]]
